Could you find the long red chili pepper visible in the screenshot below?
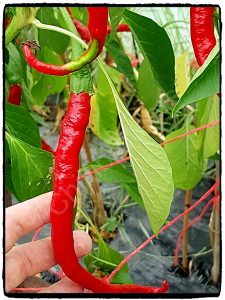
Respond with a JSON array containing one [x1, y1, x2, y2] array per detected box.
[[22, 8, 108, 76], [50, 92, 168, 293], [190, 7, 216, 66], [66, 7, 130, 43]]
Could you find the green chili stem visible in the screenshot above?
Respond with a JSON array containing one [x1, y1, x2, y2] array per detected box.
[[5, 17, 21, 46], [32, 18, 87, 48]]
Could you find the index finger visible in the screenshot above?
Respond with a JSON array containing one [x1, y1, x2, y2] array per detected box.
[[5, 192, 53, 253]]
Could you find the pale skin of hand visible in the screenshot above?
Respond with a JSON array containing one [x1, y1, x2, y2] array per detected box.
[[5, 192, 92, 293]]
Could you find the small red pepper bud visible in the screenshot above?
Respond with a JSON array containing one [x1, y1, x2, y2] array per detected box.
[[7, 84, 22, 106]]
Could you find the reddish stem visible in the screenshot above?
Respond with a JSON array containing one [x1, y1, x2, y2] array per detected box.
[[108, 180, 220, 282], [161, 120, 220, 147], [78, 120, 220, 181], [174, 195, 219, 266], [32, 225, 44, 241]]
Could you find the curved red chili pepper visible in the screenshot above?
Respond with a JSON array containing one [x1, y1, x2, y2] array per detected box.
[[50, 92, 169, 293], [87, 7, 108, 54], [22, 44, 72, 76], [22, 8, 108, 76], [190, 7, 216, 66], [7, 84, 22, 106]]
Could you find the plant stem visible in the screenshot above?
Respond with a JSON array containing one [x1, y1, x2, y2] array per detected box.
[[32, 18, 87, 48], [210, 161, 220, 284], [182, 189, 192, 272], [108, 180, 219, 282], [5, 17, 21, 46], [83, 134, 107, 227]]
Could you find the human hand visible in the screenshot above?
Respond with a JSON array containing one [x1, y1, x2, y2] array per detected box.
[[5, 192, 92, 293]]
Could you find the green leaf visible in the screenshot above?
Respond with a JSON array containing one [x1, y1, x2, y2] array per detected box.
[[31, 46, 67, 105], [164, 122, 206, 190], [7, 43, 23, 80], [37, 7, 70, 54], [92, 66, 123, 145], [121, 182, 144, 208], [81, 157, 144, 208], [98, 61, 174, 235], [109, 7, 126, 40], [84, 238, 133, 284], [208, 152, 220, 161], [106, 37, 136, 88], [6, 103, 41, 147], [196, 95, 220, 158], [124, 9, 176, 97], [175, 51, 190, 98], [116, 95, 174, 234], [137, 59, 160, 111], [173, 45, 220, 115], [82, 157, 136, 184], [6, 132, 53, 201], [103, 216, 118, 233]]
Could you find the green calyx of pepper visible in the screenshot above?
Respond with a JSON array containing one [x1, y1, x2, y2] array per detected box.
[[5, 7, 39, 46]]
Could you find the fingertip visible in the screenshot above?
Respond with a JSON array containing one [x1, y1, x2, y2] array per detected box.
[[73, 230, 92, 257]]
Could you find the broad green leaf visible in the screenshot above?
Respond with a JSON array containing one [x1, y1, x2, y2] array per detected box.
[[164, 123, 205, 190], [6, 132, 53, 201], [103, 216, 118, 233], [124, 9, 176, 97], [6, 103, 41, 147], [196, 95, 220, 158], [81, 157, 136, 184], [109, 7, 126, 40], [37, 7, 70, 54], [175, 51, 190, 98], [106, 37, 136, 88], [173, 44, 220, 115], [137, 59, 160, 111], [31, 46, 67, 105], [208, 152, 220, 161], [121, 182, 144, 208], [92, 66, 123, 145], [81, 157, 144, 208], [84, 238, 132, 284], [97, 61, 174, 235]]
